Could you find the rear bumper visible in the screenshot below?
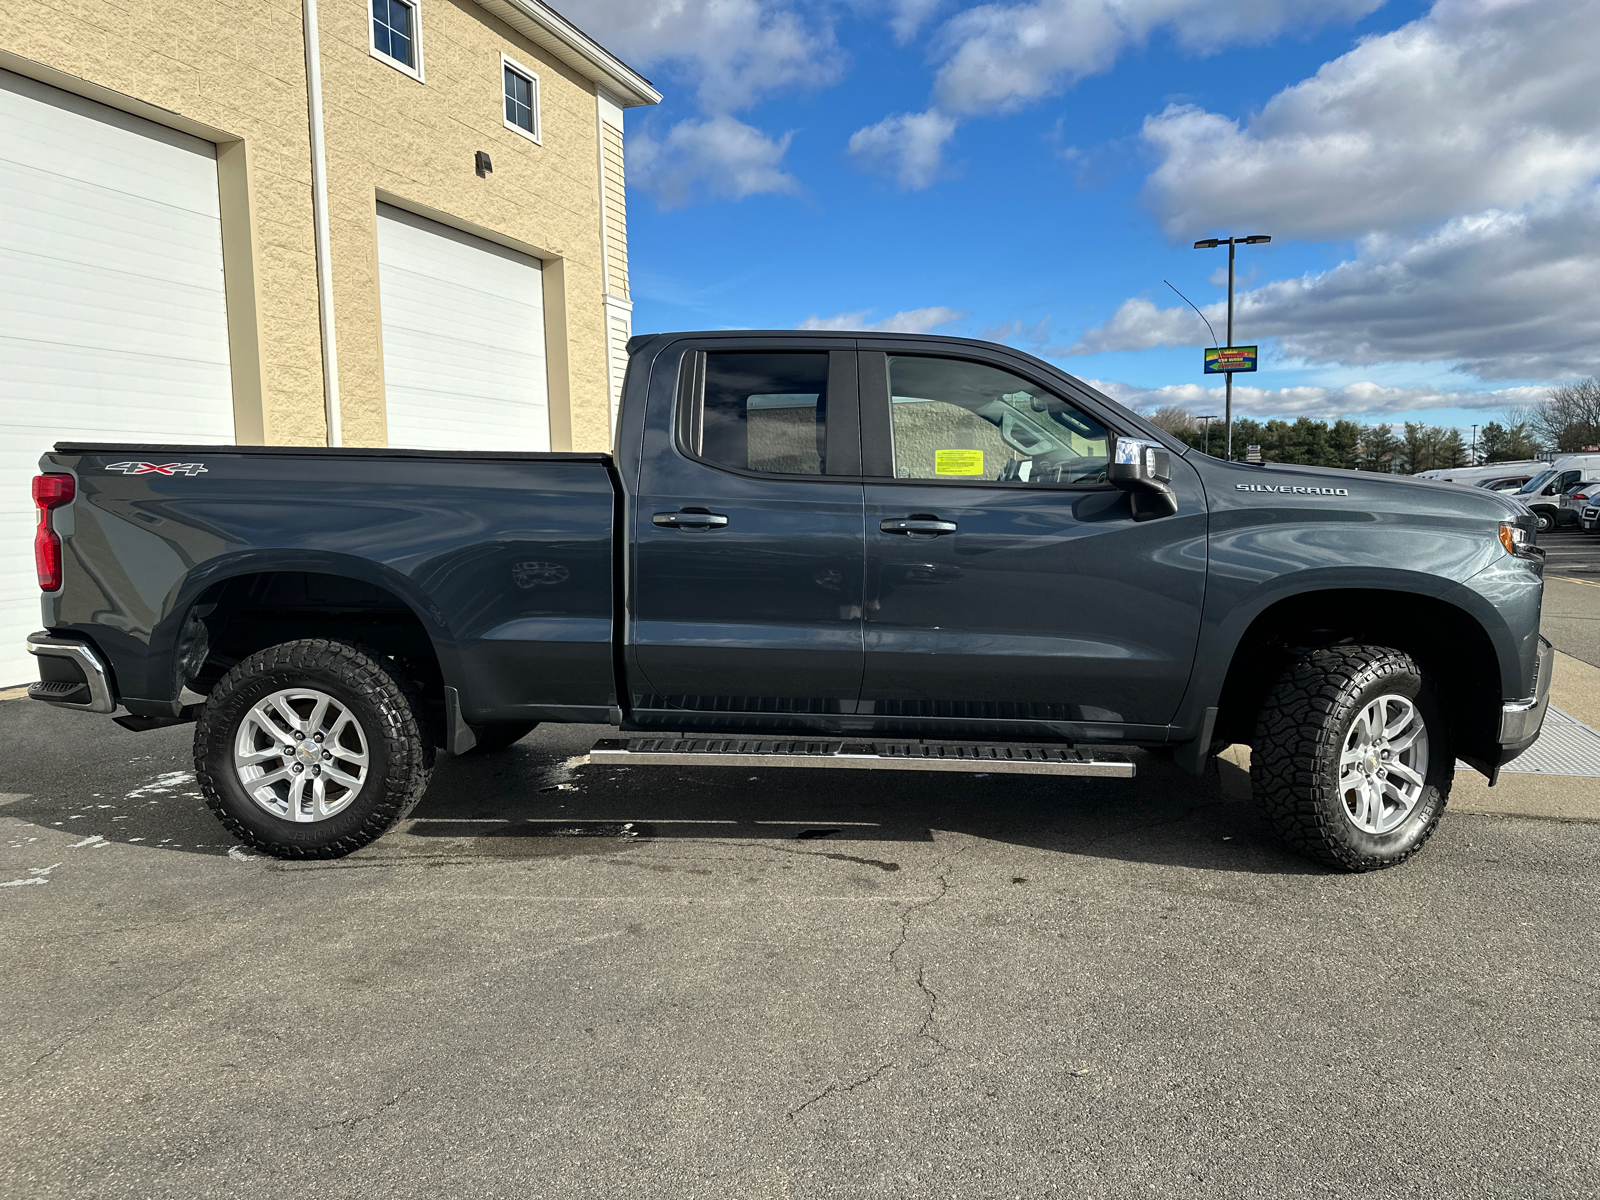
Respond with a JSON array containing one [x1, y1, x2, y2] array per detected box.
[[26, 631, 116, 714], [1498, 635, 1553, 761]]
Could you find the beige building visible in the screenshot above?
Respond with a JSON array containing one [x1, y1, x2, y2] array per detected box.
[[0, 0, 657, 683]]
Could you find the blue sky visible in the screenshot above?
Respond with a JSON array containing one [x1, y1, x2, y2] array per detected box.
[[585, 0, 1600, 431]]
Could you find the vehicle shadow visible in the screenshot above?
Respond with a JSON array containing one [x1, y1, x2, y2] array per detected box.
[[0, 707, 1319, 875], [388, 724, 1321, 876]]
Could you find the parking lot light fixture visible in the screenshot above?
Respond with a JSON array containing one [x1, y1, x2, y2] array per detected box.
[[1193, 234, 1271, 461]]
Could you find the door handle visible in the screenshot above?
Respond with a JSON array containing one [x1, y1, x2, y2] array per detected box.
[[880, 517, 958, 536], [654, 509, 729, 530]]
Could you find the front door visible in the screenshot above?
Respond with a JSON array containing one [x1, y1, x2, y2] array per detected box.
[[856, 348, 1208, 739], [628, 343, 867, 729]]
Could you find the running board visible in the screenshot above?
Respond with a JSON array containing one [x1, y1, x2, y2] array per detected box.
[[585, 737, 1135, 777]]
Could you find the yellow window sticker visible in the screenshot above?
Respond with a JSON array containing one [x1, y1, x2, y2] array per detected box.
[[934, 449, 984, 475]]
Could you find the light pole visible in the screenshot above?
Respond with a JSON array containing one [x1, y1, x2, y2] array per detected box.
[[1194, 234, 1271, 461], [1197, 414, 1221, 457], [1471, 424, 1479, 466]]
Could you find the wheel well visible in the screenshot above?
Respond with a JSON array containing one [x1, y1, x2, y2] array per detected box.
[[179, 571, 445, 730], [1213, 589, 1501, 763]]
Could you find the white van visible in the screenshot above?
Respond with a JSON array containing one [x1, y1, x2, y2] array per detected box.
[[1509, 454, 1600, 532], [1416, 460, 1546, 485]]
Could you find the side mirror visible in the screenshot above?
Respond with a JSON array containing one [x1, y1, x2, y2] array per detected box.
[[1109, 437, 1178, 521], [1544, 485, 1557, 496]]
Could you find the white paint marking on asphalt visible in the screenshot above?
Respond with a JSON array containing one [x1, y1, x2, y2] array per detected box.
[[227, 846, 259, 862], [125, 771, 195, 800], [71, 835, 106, 849], [2, 862, 63, 887]]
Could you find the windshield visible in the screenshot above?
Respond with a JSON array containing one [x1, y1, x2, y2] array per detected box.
[[1516, 470, 1555, 496]]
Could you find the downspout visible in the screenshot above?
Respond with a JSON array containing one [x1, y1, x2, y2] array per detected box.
[[302, 0, 342, 446]]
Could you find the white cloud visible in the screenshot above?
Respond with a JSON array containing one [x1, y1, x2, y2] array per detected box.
[[890, 0, 946, 42], [1086, 378, 1548, 420], [1143, 0, 1600, 239], [630, 116, 798, 208], [930, 0, 1380, 115], [798, 306, 964, 332], [583, 1, 846, 207], [847, 110, 958, 189], [1069, 188, 1600, 381], [582, 0, 843, 113]]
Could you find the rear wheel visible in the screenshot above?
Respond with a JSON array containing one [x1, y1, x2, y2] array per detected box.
[[1251, 645, 1449, 872], [194, 639, 435, 858]]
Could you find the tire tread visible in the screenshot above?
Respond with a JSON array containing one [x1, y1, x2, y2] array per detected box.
[[193, 639, 434, 859]]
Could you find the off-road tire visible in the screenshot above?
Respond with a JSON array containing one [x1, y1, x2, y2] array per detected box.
[[194, 639, 436, 858], [464, 721, 539, 754], [1252, 645, 1449, 872]]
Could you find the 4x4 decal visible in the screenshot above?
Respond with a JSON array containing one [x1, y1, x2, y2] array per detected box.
[[104, 462, 209, 476]]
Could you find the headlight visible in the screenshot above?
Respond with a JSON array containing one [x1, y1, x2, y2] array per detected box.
[[1499, 521, 1544, 561]]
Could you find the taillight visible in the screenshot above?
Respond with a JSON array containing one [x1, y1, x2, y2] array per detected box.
[[33, 473, 74, 591]]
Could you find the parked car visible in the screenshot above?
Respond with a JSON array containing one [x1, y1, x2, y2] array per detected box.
[[27, 330, 1552, 873], [1580, 501, 1600, 533], [1477, 475, 1534, 492], [1557, 481, 1600, 528]]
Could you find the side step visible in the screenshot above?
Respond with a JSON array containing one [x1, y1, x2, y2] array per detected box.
[[585, 737, 1135, 777]]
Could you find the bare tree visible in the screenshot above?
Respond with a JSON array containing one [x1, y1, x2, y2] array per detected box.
[[1529, 379, 1600, 452], [1146, 404, 1196, 436]]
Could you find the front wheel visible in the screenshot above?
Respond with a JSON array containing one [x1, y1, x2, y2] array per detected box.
[[194, 639, 436, 858], [1533, 509, 1555, 534], [1251, 645, 1449, 872]]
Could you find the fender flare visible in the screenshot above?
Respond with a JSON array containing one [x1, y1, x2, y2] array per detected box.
[[143, 550, 464, 710], [1170, 566, 1518, 740]]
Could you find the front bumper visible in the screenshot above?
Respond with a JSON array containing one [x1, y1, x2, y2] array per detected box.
[[26, 631, 116, 714], [1498, 635, 1553, 759]]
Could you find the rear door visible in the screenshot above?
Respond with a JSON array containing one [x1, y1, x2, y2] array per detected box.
[[627, 340, 867, 728], [855, 346, 1208, 737]]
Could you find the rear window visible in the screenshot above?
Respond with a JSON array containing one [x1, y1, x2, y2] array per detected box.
[[692, 352, 830, 476]]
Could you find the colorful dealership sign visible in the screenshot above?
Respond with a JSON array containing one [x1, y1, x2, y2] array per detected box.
[[1204, 345, 1258, 373]]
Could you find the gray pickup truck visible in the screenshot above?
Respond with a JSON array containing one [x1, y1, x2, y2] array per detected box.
[[27, 330, 1551, 871]]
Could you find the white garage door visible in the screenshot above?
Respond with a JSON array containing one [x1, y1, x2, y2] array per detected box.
[[375, 204, 550, 452], [0, 70, 234, 686]]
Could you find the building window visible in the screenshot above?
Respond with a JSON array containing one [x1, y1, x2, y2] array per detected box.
[[501, 54, 541, 144], [371, 0, 422, 80]]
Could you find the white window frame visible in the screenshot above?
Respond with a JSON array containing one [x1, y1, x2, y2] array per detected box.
[[370, 0, 424, 82], [500, 53, 541, 145]]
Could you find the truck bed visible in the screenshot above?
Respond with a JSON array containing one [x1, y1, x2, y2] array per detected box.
[[41, 443, 620, 723]]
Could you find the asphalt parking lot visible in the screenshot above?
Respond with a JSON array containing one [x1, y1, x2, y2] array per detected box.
[[5, 544, 1600, 1199]]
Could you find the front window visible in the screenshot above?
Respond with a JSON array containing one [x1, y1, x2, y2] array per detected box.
[[886, 355, 1109, 486], [693, 352, 830, 476], [372, 0, 419, 74], [1516, 470, 1554, 495]]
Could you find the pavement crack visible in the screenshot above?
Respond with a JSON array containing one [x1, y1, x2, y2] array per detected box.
[[786, 1062, 895, 1121], [888, 843, 963, 1055], [311, 1088, 418, 1131]]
